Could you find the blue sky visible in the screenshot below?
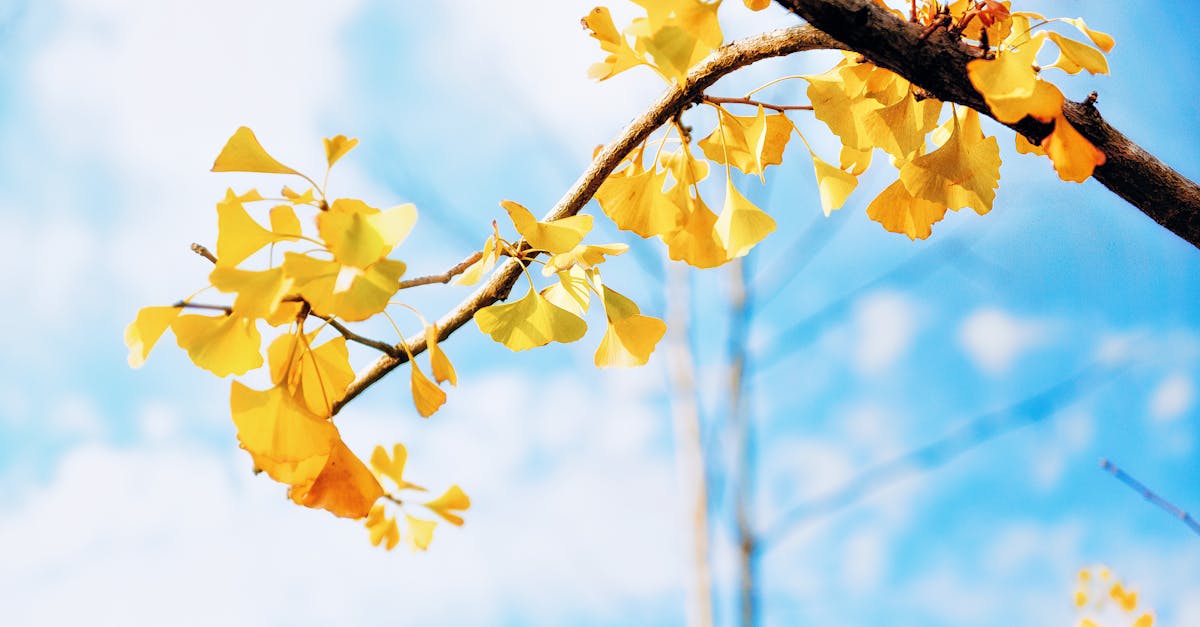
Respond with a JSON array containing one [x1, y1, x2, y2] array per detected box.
[[0, 1, 1198, 626]]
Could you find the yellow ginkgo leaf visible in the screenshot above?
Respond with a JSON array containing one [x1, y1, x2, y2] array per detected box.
[[229, 382, 337, 487], [410, 362, 447, 418], [267, 333, 355, 417], [317, 199, 417, 269], [715, 179, 776, 259], [265, 301, 304, 328], [659, 146, 710, 187], [898, 107, 1000, 214], [172, 314, 263, 377], [426, 326, 457, 386], [582, 6, 646, 80], [594, 287, 666, 367], [1061, 17, 1115, 53], [209, 266, 294, 320], [1044, 114, 1106, 183], [541, 267, 592, 316], [744, 0, 770, 10], [1109, 582, 1138, 612], [424, 485, 471, 526], [967, 35, 1046, 123], [698, 106, 792, 179], [456, 230, 504, 286], [282, 186, 316, 205], [857, 88, 943, 160], [839, 145, 873, 175], [211, 126, 300, 176], [1132, 613, 1155, 627], [1015, 132, 1046, 156], [289, 438, 384, 520], [811, 152, 858, 216], [543, 243, 629, 275], [125, 306, 182, 368], [866, 179, 950, 240], [596, 165, 683, 238], [1044, 32, 1109, 75], [663, 194, 728, 268], [269, 205, 302, 239], [215, 189, 289, 268], [628, 0, 722, 81], [370, 443, 426, 492], [365, 503, 400, 551], [284, 253, 406, 322], [501, 200, 593, 254], [324, 135, 359, 168], [473, 286, 588, 351], [406, 514, 437, 551]]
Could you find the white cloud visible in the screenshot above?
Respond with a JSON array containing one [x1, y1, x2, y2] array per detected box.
[[1149, 372, 1194, 422], [852, 291, 917, 376], [958, 308, 1049, 375], [46, 395, 105, 440]]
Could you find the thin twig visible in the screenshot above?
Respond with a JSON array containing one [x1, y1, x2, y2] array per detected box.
[[1100, 459, 1200, 537], [397, 251, 483, 289], [704, 96, 813, 112], [171, 301, 232, 314], [191, 243, 218, 264], [331, 25, 844, 415], [308, 312, 402, 357]]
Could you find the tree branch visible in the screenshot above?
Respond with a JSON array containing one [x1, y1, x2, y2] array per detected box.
[[1100, 458, 1200, 537], [331, 25, 843, 415], [773, 0, 1200, 249], [397, 251, 483, 289]]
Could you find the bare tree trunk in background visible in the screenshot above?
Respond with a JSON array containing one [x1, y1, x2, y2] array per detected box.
[[665, 258, 714, 627], [727, 258, 758, 627]]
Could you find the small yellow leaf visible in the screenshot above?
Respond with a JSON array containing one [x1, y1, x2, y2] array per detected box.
[[866, 179, 949, 240], [215, 189, 289, 268], [501, 200, 593, 254], [284, 253, 406, 322], [1073, 590, 1087, 607], [811, 153, 858, 216], [125, 306, 181, 368], [1044, 114, 1105, 183], [267, 333, 355, 417], [424, 485, 471, 527], [743, 0, 771, 10], [456, 231, 504, 286], [406, 514, 437, 551], [596, 165, 683, 239], [281, 186, 316, 205], [410, 362, 447, 418], [582, 6, 646, 80], [543, 243, 628, 276], [1110, 582, 1138, 612], [1061, 17, 1114, 53], [264, 301, 304, 328], [663, 194, 728, 268], [898, 107, 1000, 214], [967, 35, 1045, 123], [211, 127, 300, 175], [595, 287, 666, 368], [365, 503, 400, 550], [1015, 133, 1046, 156], [229, 382, 337, 487], [715, 179, 776, 259], [370, 444, 426, 492], [1133, 613, 1155, 627], [317, 199, 417, 269], [541, 267, 592, 316], [839, 145, 873, 175], [209, 266, 294, 319], [427, 326, 457, 386], [172, 314, 263, 377], [269, 205, 302, 238], [1045, 32, 1109, 75], [473, 287, 588, 351], [698, 106, 792, 179], [289, 439, 384, 520], [323, 134, 359, 168]]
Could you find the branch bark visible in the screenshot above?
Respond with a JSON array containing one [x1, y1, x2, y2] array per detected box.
[[773, 0, 1200, 249], [331, 25, 841, 415]]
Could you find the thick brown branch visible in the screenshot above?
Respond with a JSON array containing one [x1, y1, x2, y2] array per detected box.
[[397, 251, 484, 289], [331, 25, 843, 415], [773, 0, 1200, 249]]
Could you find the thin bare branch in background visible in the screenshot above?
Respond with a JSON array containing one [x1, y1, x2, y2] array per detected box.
[[1100, 459, 1200, 537]]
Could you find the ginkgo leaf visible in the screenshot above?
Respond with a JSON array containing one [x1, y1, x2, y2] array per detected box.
[[317, 199, 417, 269], [125, 306, 181, 368], [805, 63, 876, 151], [659, 146, 710, 187], [501, 200, 593, 254], [541, 267, 592, 316], [269, 205, 302, 238], [543, 243, 629, 275], [898, 108, 1000, 214], [967, 35, 1046, 123], [473, 286, 587, 351], [212, 127, 300, 176], [866, 179, 950, 240], [663, 194, 728, 268], [406, 514, 437, 551], [265, 301, 304, 328], [1044, 114, 1106, 183], [596, 165, 683, 238], [289, 439, 384, 519], [839, 145, 872, 175], [324, 135, 359, 168], [594, 287, 666, 367], [1060, 16, 1115, 52], [811, 152, 858, 216], [1015, 133, 1046, 156], [456, 231, 504, 286], [172, 314, 263, 377], [209, 266, 294, 319], [714, 178, 776, 259], [267, 333, 355, 417], [1044, 32, 1108, 75], [744, 0, 770, 9], [215, 189, 291, 268], [424, 485, 471, 526], [229, 382, 337, 487], [365, 503, 400, 550], [984, 79, 1065, 126], [284, 253, 406, 321], [370, 443, 426, 492], [698, 106, 792, 179], [426, 326, 457, 386], [410, 362, 446, 418], [857, 87, 942, 160], [282, 186, 317, 205], [582, 6, 646, 80]]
